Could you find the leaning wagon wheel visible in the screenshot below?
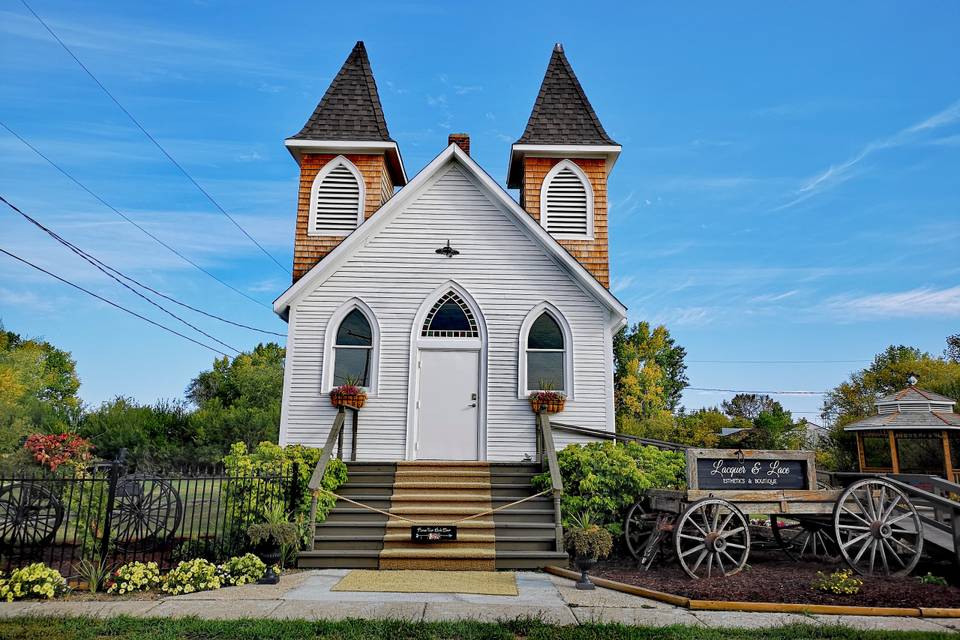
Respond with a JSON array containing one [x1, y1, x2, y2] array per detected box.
[[833, 478, 923, 577], [624, 499, 656, 560], [110, 475, 183, 552], [770, 515, 839, 562], [674, 497, 750, 579], [0, 483, 64, 548]]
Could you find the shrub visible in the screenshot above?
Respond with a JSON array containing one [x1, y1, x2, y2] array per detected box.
[[0, 563, 66, 601], [23, 433, 93, 472], [74, 556, 112, 594], [533, 441, 686, 535], [107, 561, 161, 595], [812, 569, 862, 595], [563, 512, 614, 560], [162, 559, 222, 595], [219, 553, 266, 586], [919, 572, 949, 586], [222, 441, 348, 543]]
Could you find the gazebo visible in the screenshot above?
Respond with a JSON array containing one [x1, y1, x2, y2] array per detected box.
[[844, 377, 960, 483]]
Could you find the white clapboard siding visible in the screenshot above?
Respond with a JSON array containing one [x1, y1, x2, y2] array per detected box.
[[310, 164, 362, 234], [544, 167, 588, 235], [282, 163, 613, 461]]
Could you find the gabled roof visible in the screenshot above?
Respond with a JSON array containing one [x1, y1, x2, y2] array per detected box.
[[274, 144, 628, 324], [290, 41, 392, 142], [515, 44, 617, 146], [876, 386, 956, 405], [844, 410, 960, 431]]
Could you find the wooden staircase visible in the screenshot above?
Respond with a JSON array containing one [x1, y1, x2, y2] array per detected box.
[[298, 461, 567, 570]]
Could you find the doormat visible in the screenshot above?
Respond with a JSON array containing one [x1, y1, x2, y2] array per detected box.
[[331, 570, 518, 596]]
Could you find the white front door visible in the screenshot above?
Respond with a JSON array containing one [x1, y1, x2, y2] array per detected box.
[[416, 349, 480, 460]]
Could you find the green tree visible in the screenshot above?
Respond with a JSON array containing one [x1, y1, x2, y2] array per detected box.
[[819, 344, 960, 470], [721, 393, 777, 421], [613, 321, 688, 434], [0, 327, 81, 452], [186, 343, 285, 450]]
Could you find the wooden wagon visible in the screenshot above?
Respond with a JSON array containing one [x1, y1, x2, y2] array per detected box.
[[624, 448, 926, 579]]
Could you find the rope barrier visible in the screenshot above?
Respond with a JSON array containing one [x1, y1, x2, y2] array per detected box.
[[312, 487, 553, 525]]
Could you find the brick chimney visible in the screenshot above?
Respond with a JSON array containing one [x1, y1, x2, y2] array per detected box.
[[448, 133, 470, 156]]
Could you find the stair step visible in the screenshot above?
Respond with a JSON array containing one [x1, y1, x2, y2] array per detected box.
[[379, 547, 495, 559]]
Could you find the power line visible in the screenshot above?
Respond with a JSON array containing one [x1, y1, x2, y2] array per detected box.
[[688, 359, 868, 364], [1, 196, 241, 354], [687, 387, 827, 396], [0, 246, 230, 357], [0, 121, 273, 310], [18, 0, 290, 276], [0, 195, 285, 338]]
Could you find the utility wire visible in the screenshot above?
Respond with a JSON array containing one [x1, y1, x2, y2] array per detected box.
[[690, 388, 828, 395], [1, 196, 241, 354], [0, 246, 230, 357], [0, 195, 285, 338], [0, 121, 273, 310], [0, 195, 284, 344], [688, 359, 868, 364], [18, 0, 290, 276]]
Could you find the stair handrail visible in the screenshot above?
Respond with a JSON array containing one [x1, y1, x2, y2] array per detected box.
[[536, 410, 564, 552], [306, 407, 347, 551]]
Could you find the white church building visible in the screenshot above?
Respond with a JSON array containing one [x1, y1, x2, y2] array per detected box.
[[274, 42, 627, 464]]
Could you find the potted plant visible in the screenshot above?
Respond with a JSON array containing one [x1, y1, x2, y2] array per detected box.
[[329, 375, 367, 409], [564, 512, 613, 590], [528, 380, 566, 414], [246, 504, 300, 585]]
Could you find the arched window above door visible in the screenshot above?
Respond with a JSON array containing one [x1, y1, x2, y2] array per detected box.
[[421, 291, 479, 338]]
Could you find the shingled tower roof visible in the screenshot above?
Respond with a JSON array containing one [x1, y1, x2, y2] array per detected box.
[[290, 41, 393, 142], [515, 44, 617, 146]]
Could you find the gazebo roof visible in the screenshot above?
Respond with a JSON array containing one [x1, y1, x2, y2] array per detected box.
[[844, 379, 959, 432]]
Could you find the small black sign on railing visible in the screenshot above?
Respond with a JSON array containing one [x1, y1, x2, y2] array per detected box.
[[411, 525, 457, 544]]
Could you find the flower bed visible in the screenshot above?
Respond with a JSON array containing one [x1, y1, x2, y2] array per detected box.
[[591, 550, 960, 609]]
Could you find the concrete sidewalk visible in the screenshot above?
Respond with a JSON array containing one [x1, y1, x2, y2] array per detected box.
[[0, 570, 958, 633]]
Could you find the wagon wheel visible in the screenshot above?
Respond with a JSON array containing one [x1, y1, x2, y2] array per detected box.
[[0, 483, 64, 548], [833, 478, 923, 577], [624, 499, 656, 560], [110, 475, 182, 552], [770, 515, 839, 562], [674, 498, 750, 579]]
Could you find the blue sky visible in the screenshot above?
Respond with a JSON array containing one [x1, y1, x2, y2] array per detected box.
[[1, 1, 958, 421]]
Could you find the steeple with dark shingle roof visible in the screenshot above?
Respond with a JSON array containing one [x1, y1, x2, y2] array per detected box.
[[515, 43, 617, 146], [290, 41, 393, 142]]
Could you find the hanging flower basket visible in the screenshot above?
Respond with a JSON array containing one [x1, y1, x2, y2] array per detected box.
[[529, 390, 566, 414], [329, 385, 367, 409]]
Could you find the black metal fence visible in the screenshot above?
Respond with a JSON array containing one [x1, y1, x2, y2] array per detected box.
[[0, 460, 300, 584]]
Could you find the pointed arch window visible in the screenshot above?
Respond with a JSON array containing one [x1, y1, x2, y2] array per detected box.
[[309, 156, 365, 236], [421, 292, 479, 338], [332, 309, 372, 386], [519, 304, 573, 396], [540, 160, 593, 239]]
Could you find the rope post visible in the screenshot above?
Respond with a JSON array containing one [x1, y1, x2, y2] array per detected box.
[[307, 493, 318, 551]]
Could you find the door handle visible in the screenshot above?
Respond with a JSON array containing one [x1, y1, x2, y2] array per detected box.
[[468, 403, 477, 408]]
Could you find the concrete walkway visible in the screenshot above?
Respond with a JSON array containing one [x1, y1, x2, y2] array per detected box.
[[0, 570, 957, 633]]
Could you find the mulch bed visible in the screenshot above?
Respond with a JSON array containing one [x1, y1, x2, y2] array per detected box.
[[592, 551, 960, 609]]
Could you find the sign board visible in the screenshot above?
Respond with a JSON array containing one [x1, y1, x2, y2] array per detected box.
[[411, 525, 457, 544], [686, 449, 817, 491]]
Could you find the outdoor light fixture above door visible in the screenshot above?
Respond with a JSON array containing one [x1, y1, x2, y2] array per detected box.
[[435, 239, 460, 258]]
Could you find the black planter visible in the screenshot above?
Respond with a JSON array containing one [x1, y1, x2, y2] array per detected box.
[[574, 554, 597, 590], [256, 542, 282, 585]]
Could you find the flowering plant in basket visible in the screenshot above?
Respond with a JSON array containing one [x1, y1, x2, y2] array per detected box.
[[529, 380, 566, 414], [329, 375, 367, 409]]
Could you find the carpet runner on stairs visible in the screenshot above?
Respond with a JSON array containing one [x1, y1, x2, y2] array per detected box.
[[379, 461, 496, 571]]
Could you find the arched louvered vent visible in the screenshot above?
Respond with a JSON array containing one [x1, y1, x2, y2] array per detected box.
[[543, 165, 590, 236], [309, 159, 364, 236], [421, 292, 479, 338]]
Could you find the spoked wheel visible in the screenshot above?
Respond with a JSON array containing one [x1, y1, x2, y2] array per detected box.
[[770, 515, 839, 561], [110, 475, 183, 552], [674, 498, 750, 579], [833, 478, 923, 576], [624, 499, 656, 560], [0, 483, 64, 548]]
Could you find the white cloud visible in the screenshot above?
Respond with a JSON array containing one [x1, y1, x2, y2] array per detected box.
[[610, 275, 635, 294], [824, 286, 960, 319], [776, 98, 960, 211]]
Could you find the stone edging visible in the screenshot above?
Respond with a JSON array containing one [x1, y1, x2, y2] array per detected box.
[[543, 566, 960, 618]]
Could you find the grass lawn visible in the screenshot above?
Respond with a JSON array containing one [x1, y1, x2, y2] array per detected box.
[[0, 617, 955, 640]]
